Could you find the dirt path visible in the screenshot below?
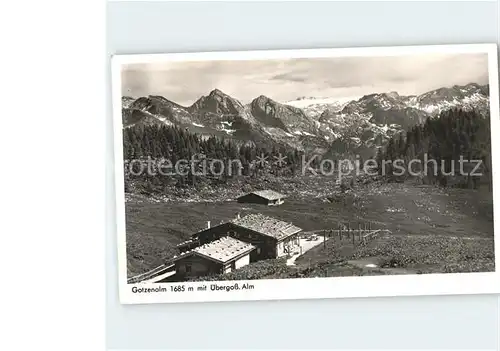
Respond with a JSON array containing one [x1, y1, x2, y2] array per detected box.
[[287, 236, 325, 266]]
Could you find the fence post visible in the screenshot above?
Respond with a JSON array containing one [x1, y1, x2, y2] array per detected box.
[[339, 222, 342, 240], [352, 223, 357, 245]]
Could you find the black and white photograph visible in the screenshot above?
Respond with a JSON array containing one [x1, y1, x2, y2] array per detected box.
[[112, 44, 500, 304]]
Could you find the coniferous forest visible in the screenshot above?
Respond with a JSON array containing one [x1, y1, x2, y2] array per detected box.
[[122, 125, 306, 193], [375, 108, 491, 190]]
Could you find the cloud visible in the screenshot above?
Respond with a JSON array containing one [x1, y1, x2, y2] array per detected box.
[[271, 73, 308, 83], [121, 52, 489, 105]]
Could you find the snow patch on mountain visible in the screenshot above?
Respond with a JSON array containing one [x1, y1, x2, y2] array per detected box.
[[409, 92, 488, 115], [285, 96, 357, 119], [216, 123, 236, 135], [349, 137, 361, 145], [141, 110, 174, 126], [122, 96, 136, 109], [285, 96, 354, 108]]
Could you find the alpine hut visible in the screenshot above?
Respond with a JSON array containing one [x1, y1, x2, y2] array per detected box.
[[236, 190, 286, 206]]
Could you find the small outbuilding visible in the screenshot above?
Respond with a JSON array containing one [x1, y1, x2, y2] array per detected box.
[[236, 190, 286, 206], [173, 237, 255, 279]]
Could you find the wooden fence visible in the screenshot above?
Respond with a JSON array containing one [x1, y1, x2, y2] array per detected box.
[[308, 222, 387, 247], [127, 263, 175, 284]]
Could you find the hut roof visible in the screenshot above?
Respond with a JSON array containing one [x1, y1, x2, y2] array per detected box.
[[239, 190, 285, 201], [232, 213, 302, 240], [174, 237, 255, 264]]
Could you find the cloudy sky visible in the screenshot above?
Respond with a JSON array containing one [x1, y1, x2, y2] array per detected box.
[[121, 53, 489, 106]]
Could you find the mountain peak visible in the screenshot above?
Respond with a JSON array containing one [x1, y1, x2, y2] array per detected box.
[[208, 88, 230, 98], [147, 95, 180, 106], [359, 93, 378, 101], [464, 82, 481, 88], [189, 88, 244, 115], [253, 94, 278, 105], [249, 94, 317, 134], [122, 96, 136, 108]]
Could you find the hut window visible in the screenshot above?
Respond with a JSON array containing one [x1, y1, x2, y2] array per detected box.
[[185, 264, 192, 273]]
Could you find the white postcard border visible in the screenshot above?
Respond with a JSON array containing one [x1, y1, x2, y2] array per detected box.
[[111, 43, 500, 305]]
